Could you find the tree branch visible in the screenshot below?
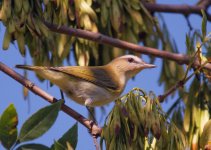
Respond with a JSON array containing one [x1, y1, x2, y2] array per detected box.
[[158, 61, 208, 102], [92, 136, 100, 150], [44, 21, 211, 71], [144, 0, 211, 21], [0, 62, 102, 138]]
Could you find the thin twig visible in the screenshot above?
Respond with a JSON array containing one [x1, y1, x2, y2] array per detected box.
[[185, 16, 193, 31], [0, 62, 102, 138], [158, 61, 209, 102], [143, 1, 211, 21], [166, 96, 182, 116], [93, 136, 100, 150], [44, 21, 211, 71]]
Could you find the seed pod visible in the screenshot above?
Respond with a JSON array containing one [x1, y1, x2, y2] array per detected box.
[[8, 19, 15, 33], [126, 97, 139, 125], [132, 125, 138, 141], [23, 0, 30, 14], [37, 19, 49, 37], [151, 118, 161, 140], [108, 137, 116, 150], [100, 2, 109, 27], [14, 0, 22, 13], [2, 28, 11, 50], [15, 32, 25, 56], [110, 0, 121, 32], [113, 105, 121, 136]]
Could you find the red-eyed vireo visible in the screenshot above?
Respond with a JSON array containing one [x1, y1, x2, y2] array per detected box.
[[16, 55, 155, 107]]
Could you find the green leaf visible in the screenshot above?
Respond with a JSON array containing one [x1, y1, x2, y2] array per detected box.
[[110, 0, 121, 32], [0, 104, 18, 149], [186, 34, 191, 51], [2, 28, 12, 50], [16, 143, 50, 150], [54, 123, 78, 149], [53, 141, 66, 150], [201, 9, 207, 40], [18, 100, 63, 142]]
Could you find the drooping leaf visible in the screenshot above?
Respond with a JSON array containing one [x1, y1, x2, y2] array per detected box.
[[2, 28, 12, 50], [0, 104, 18, 149], [15, 32, 26, 56], [18, 100, 63, 142], [110, 0, 121, 32], [16, 143, 50, 150], [186, 34, 191, 52], [100, 2, 109, 27], [201, 9, 207, 41], [101, 89, 187, 149]]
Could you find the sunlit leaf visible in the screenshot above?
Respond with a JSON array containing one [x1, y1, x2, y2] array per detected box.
[[200, 120, 211, 149], [0, 104, 18, 149]]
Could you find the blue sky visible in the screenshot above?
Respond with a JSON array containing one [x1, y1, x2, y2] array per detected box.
[[0, 0, 210, 149]]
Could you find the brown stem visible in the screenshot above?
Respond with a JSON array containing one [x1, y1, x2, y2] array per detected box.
[[44, 21, 211, 71], [158, 61, 208, 102], [158, 74, 194, 102], [92, 136, 100, 150], [158, 81, 185, 103], [0, 62, 102, 138], [144, 0, 211, 21]]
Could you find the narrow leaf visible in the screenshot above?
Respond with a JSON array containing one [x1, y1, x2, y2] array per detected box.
[[183, 105, 190, 132], [186, 34, 191, 52], [18, 100, 63, 142], [0, 104, 18, 149], [201, 9, 207, 40], [16, 143, 50, 150], [2, 28, 12, 50]]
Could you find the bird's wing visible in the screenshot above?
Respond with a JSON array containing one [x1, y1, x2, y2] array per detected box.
[[49, 66, 119, 91]]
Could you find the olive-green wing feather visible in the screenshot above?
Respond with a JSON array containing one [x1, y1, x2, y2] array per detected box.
[[49, 66, 119, 90]]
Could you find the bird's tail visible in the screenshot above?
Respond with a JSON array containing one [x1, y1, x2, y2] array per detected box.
[[16, 65, 48, 71]]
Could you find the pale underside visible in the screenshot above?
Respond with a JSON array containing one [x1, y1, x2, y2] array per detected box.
[[36, 68, 123, 106]]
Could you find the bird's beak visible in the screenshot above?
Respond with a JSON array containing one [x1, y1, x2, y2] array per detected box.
[[142, 63, 156, 69]]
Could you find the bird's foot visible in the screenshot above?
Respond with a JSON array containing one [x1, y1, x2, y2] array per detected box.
[[88, 120, 95, 134], [86, 106, 98, 125]]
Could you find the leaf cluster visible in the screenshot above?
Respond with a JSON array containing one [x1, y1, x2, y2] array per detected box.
[[100, 88, 186, 150], [0, 0, 168, 66], [167, 10, 211, 149], [0, 101, 78, 150]]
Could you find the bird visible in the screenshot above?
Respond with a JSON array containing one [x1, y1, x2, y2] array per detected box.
[[16, 55, 156, 107]]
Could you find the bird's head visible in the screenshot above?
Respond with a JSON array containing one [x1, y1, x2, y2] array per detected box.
[[108, 55, 156, 80]]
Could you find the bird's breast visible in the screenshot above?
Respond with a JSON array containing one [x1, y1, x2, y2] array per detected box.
[[34, 66, 125, 106], [61, 78, 122, 106]]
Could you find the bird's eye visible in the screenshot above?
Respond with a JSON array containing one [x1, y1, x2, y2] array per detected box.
[[128, 58, 134, 63]]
